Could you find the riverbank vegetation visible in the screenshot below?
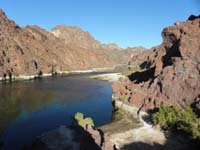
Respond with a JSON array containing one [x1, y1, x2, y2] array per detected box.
[[152, 106, 200, 139], [74, 112, 94, 127]]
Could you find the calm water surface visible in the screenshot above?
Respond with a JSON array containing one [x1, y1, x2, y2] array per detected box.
[[0, 73, 112, 150]]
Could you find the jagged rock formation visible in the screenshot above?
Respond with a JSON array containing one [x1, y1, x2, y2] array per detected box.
[[113, 15, 200, 113], [0, 9, 146, 79]]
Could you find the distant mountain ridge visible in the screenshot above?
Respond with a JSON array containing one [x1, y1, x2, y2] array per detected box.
[[51, 25, 146, 64], [0, 9, 146, 79], [51, 25, 104, 50]]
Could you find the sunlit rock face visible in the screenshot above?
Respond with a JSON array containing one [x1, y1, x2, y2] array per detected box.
[[0, 10, 145, 78], [0, 9, 112, 78], [113, 15, 200, 113], [51, 25, 147, 65], [0, 9, 147, 79]]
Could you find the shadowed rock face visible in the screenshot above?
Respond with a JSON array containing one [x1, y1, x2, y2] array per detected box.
[[24, 125, 114, 150], [0, 9, 146, 78], [113, 15, 200, 113]]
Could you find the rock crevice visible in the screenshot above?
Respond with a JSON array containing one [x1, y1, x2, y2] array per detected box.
[[113, 15, 200, 112]]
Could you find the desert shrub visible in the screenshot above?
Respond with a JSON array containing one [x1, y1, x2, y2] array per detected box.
[[152, 105, 180, 129], [78, 117, 94, 127], [152, 105, 200, 139], [74, 112, 84, 121], [74, 112, 94, 127], [177, 106, 200, 139]]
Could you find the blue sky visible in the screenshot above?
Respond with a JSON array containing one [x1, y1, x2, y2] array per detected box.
[[0, 0, 199, 48]]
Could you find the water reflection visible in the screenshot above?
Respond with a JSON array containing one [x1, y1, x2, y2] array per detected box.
[[0, 75, 112, 150], [0, 84, 57, 133]]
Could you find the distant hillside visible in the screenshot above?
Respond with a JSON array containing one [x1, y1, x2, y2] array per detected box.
[[51, 25, 147, 64], [0, 9, 146, 79]]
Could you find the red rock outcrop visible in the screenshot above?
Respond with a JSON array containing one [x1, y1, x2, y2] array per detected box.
[[113, 15, 200, 112], [83, 125, 114, 150], [0, 10, 113, 78], [0, 9, 146, 79]]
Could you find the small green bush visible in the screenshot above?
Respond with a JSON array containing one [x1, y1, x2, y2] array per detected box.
[[152, 105, 180, 129], [74, 112, 94, 127], [75, 112, 84, 121], [78, 117, 94, 127], [152, 105, 200, 139]]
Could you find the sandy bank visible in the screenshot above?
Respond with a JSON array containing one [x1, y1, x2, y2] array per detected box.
[[89, 73, 126, 82], [105, 100, 191, 150], [104, 100, 166, 149], [0, 66, 116, 82]]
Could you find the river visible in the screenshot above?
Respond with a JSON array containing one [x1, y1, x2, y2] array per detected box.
[[0, 73, 113, 150]]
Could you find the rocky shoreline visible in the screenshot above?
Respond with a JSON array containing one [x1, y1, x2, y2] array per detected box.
[[24, 98, 195, 150], [104, 99, 195, 150], [0, 66, 116, 82], [1, 7, 199, 150], [110, 15, 200, 149], [23, 99, 167, 150], [14, 68, 175, 150], [0, 9, 146, 82], [104, 99, 166, 149], [112, 15, 200, 112]]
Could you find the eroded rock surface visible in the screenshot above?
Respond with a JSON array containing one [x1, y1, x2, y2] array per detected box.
[[0, 9, 112, 78], [113, 15, 200, 112], [0, 9, 146, 79], [51, 25, 147, 65]]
